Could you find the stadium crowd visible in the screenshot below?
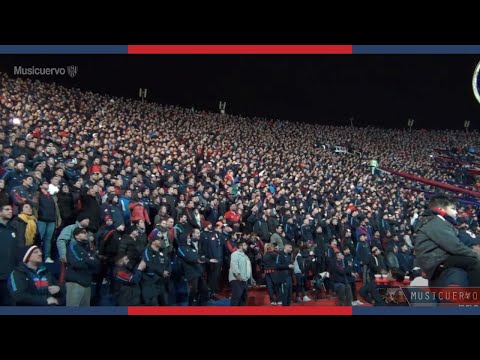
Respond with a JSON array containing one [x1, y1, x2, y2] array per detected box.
[[1, 73, 480, 307]]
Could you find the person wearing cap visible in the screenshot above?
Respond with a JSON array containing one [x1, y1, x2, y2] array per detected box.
[[0, 204, 17, 305], [56, 212, 91, 263], [64, 158, 80, 183], [8, 245, 64, 306], [65, 227, 100, 306], [102, 193, 125, 229], [93, 216, 125, 300], [141, 235, 172, 306]]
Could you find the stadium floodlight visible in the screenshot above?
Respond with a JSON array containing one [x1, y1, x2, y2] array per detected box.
[[407, 118, 414, 132], [139, 88, 148, 103], [219, 101, 226, 114]]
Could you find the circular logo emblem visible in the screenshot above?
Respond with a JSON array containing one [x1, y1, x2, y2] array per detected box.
[[473, 60, 480, 105]]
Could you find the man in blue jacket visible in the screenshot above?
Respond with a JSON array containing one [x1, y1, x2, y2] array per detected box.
[[65, 227, 100, 306], [8, 245, 65, 306]]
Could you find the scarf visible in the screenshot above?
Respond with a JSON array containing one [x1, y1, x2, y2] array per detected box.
[[18, 213, 37, 246]]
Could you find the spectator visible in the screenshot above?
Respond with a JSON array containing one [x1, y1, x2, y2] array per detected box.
[[37, 180, 58, 263], [229, 240, 253, 306], [8, 245, 64, 306], [113, 256, 145, 306], [10, 203, 38, 247], [177, 229, 212, 306], [65, 227, 100, 306], [273, 243, 294, 306], [142, 236, 171, 306], [329, 251, 353, 306], [0, 204, 16, 305], [415, 195, 480, 286]]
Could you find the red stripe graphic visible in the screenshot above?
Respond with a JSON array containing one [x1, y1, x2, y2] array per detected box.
[[128, 306, 351, 315], [128, 45, 352, 55]]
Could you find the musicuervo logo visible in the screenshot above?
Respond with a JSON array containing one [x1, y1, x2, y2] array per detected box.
[[14, 65, 78, 78]]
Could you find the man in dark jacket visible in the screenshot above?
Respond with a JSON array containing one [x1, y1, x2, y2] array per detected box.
[[273, 243, 294, 306], [113, 255, 145, 306], [142, 236, 171, 305], [80, 186, 102, 233], [205, 222, 224, 299], [37, 180, 58, 263], [415, 195, 480, 285], [118, 226, 144, 267], [65, 227, 100, 306], [329, 251, 353, 306], [177, 229, 213, 305], [0, 204, 17, 305], [8, 245, 64, 306]]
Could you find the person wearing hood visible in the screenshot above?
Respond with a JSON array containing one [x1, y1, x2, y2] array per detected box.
[[8, 245, 64, 305], [415, 195, 480, 286], [177, 228, 213, 305]]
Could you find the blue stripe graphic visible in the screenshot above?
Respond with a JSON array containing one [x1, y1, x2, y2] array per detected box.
[[0, 45, 127, 54], [0, 307, 128, 315]]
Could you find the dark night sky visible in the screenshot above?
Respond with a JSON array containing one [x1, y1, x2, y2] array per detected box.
[[1, 55, 479, 129]]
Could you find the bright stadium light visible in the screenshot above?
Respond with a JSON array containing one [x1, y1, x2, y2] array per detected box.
[[12, 118, 21, 125]]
